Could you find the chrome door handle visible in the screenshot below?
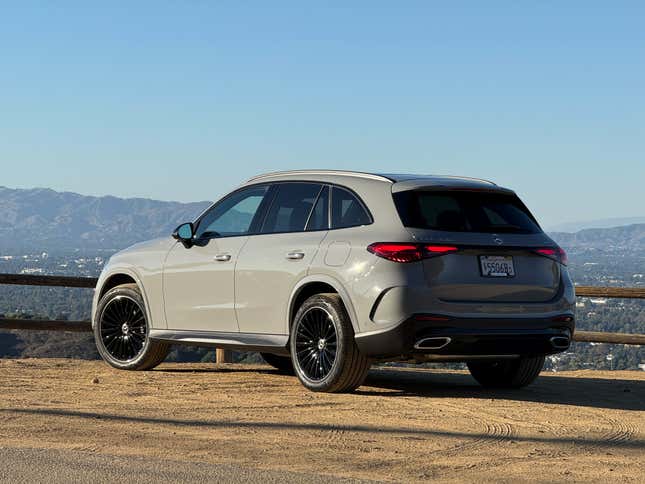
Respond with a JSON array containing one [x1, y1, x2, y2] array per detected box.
[[286, 251, 305, 260], [214, 254, 231, 262]]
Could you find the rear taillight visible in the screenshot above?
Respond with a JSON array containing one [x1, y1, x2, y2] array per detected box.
[[367, 243, 459, 263], [533, 246, 568, 266]]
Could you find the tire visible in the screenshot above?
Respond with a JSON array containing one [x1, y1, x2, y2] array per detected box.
[[260, 352, 294, 374], [94, 283, 169, 370], [290, 293, 370, 393], [467, 356, 545, 388]]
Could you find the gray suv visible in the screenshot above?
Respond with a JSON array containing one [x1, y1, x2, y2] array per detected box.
[[92, 171, 575, 392]]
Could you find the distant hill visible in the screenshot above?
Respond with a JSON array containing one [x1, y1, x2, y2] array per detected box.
[[0, 186, 211, 251], [1, 185, 643, 254], [549, 223, 645, 250], [0, 186, 642, 368], [546, 217, 645, 233]]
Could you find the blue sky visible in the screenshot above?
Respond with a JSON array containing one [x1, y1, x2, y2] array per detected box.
[[1, 2, 643, 227]]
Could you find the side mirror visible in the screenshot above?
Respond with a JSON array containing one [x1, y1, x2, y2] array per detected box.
[[172, 222, 195, 248]]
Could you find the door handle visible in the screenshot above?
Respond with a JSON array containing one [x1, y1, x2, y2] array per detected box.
[[286, 251, 305, 260], [214, 254, 231, 262]]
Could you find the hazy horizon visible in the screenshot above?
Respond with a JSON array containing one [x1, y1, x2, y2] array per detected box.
[[2, 183, 643, 234]]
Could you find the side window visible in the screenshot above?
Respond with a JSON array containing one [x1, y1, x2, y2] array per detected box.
[[305, 185, 329, 231], [195, 185, 269, 238], [261, 183, 322, 234], [331, 187, 371, 229]]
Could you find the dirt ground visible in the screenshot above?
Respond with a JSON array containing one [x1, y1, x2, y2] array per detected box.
[[0, 359, 643, 483]]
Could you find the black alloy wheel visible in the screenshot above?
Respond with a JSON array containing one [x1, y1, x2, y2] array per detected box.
[[99, 295, 147, 362], [290, 293, 371, 393], [294, 306, 338, 381], [94, 283, 169, 371]]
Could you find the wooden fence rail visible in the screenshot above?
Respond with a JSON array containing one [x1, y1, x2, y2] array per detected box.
[[0, 273, 97, 288], [575, 286, 645, 299], [0, 318, 91, 332], [0, 274, 643, 349]]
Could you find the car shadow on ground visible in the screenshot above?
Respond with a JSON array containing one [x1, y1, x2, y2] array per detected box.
[[357, 367, 645, 411], [155, 364, 645, 412], [157, 367, 278, 374]]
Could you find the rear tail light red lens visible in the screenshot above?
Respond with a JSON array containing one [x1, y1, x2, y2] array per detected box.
[[367, 243, 458, 263], [533, 247, 568, 266]]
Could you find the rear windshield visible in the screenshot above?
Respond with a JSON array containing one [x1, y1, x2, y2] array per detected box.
[[393, 190, 542, 234]]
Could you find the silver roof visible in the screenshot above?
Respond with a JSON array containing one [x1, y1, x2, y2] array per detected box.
[[248, 170, 498, 187]]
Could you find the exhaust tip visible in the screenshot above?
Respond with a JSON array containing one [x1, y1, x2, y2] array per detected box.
[[550, 336, 570, 349], [414, 336, 452, 350]]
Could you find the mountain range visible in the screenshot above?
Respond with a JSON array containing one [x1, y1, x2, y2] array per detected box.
[[546, 217, 645, 233], [550, 224, 645, 250], [0, 186, 210, 251], [0, 185, 643, 252]]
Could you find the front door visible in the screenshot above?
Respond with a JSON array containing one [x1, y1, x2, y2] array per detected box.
[[163, 184, 271, 332]]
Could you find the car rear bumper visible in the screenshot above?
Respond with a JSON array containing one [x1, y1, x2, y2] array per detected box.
[[354, 314, 575, 359]]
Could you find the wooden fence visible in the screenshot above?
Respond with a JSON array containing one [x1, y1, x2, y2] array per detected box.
[[0, 274, 643, 363]]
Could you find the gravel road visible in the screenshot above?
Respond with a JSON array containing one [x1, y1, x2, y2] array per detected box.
[[0, 447, 369, 483], [0, 359, 643, 483]]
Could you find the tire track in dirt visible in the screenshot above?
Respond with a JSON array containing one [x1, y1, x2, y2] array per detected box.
[[441, 420, 516, 455], [592, 411, 638, 446], [408, 402, 518, 456]]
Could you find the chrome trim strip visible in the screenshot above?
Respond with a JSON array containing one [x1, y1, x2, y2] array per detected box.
[[414, 337, 452, 350], [550, 336, 570, 349], [149, 329, 288, 350]]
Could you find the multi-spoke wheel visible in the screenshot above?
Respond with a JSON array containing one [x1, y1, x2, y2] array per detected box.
[[290, 293, 370, 393], [94, 283, 169, 370], [294, 307, 338, 381], [100, 295, 147, 361]]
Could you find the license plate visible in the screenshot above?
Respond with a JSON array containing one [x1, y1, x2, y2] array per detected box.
[[479, 255, 515, 277]]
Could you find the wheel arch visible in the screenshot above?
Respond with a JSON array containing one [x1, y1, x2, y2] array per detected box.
[[93, 268, 151, 329], [287, 275, 360, 333]]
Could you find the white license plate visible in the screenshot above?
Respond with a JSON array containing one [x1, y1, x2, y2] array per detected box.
[[479, 255, 515, 277]]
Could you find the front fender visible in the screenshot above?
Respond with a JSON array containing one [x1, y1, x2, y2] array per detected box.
[[92, 265, 150, 329]]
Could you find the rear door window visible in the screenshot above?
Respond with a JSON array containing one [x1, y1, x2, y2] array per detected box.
[[393, 190, 541, 234], [261, 183, 323, 234], [305, 185, 329, 231], [331, 187, 371, 229]]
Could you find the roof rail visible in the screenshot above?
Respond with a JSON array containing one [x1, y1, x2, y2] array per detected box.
[[246, 170, 393, 183], [433, 175, 497, 186]]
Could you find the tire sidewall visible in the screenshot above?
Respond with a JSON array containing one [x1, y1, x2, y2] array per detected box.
[[290, 294, 351, 391], [468, 356, 544, 388], [94, 285, 152, 370]]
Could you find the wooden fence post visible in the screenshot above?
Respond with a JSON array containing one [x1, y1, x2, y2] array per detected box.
[[216, 348, 232, 363]]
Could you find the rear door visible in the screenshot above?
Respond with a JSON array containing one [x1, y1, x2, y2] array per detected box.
[[392, 188, 561, 303], [235, 183, 329, 334]]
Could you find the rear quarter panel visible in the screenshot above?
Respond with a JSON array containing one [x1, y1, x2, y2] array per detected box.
[[305, 178, 422, 334]]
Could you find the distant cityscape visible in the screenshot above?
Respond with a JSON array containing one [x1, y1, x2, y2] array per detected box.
[[0, 185, 642, 370], [0, 238, 643, 371]]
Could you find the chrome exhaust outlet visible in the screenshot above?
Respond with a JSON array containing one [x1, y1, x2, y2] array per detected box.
[[550, 336, 570, 349], [414, 337, 452, 350]]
